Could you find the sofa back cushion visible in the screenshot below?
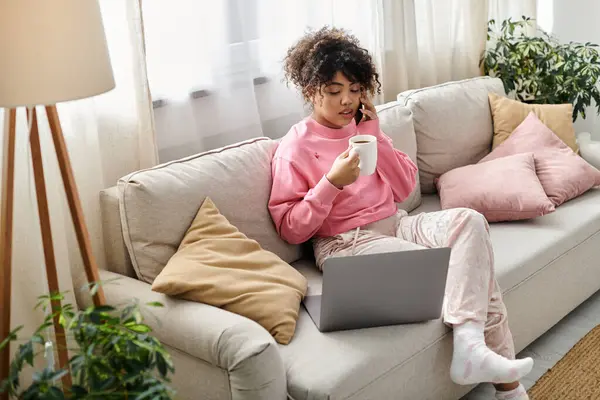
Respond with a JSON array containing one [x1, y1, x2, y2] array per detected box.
[[398, 77, 506, 193], [376, 101, 422, 211], [118, 138, 302, 283]]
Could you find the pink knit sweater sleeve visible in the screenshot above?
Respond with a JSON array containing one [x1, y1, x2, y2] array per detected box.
[[268, 156, 341, 244], [358, 119, 418, 202]]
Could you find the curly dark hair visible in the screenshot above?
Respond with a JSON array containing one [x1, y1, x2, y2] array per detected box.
[[283, 26, 381, 103]]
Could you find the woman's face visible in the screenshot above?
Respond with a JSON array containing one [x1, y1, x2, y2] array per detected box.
[[312, 71, 362, 129]]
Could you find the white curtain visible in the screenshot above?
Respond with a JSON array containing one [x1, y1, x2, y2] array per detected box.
[[378, 0, 539, 101], [1, 0, 157, 366], [143, 0, 537, 163], [488, 0, 537, 24], [377, 0, 490, 100]]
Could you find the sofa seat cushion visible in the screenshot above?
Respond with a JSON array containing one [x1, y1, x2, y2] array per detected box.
[[278, 284, 449, 399], [286, 188, 600, 399], [414, 188, 600, 292]]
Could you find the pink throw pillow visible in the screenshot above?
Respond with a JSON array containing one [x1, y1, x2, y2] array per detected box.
[[480, 112, 600, 206], [436, 152, 555, 222]]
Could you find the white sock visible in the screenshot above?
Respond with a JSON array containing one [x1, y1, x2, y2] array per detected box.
[[450, 321, 534, 385], [496, 383, 529, 399]]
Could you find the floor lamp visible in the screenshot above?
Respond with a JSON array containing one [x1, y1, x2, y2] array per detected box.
[[0, 0, 116, 395]]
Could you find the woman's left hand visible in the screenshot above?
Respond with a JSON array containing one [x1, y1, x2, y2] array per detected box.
[[360, 95, 378, 121]]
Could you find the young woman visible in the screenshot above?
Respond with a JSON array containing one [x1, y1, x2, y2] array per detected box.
[[268, 27, 533, 399]]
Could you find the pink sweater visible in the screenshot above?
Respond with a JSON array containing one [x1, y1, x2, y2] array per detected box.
[[268, 117, 418, 244]]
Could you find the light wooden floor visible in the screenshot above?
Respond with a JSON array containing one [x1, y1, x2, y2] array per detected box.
[[463, 289, 600, 399]]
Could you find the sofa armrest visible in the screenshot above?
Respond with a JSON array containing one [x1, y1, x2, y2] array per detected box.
[[99, 270, 287, 400]]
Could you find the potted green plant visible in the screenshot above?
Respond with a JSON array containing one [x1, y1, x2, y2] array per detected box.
[[0, 285, 175, 399], [481, 16, 600, 121]]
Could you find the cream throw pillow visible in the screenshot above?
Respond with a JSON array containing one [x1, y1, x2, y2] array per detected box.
[[151, 197, 307, 345], [488, 93, 578, 153]]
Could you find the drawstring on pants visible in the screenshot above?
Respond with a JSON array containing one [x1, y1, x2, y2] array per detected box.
[[351, 227, 360, 256]]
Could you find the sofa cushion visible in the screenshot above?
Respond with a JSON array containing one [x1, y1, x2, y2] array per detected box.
[[279, 285, 450, 400], [436, 152, 555, 222], [286, 188, 600, 399], [480, 112, 600, 207], [488, 92, 578, 152], [376, 101, 421, 212], [151, 197, 307, 345], [118, 137, 302, 283], [413, 188, 600, 292], [398, 77, 506, 194]]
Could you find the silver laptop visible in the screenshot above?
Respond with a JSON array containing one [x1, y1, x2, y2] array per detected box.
[[302, 248, 451, 332]]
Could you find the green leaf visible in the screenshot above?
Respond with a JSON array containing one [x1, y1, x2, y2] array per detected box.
[[93, 305, 116, 313], [19, 342, 34, 366], [134, 384, 166, 400], [69, 354, 85, 374], [86, 342, 97, 356], [132, 340, 155, 353], [35, 321, 54, 336], [82, 277, 121, 296], [89, 311, 102, 325], [48, 292, 66, 302], [156, 352, 168, 378], [484, 16, 600, 119], [84, 324, 98, 337], [69, 385, 88, 397], [30, 334, 45, 345], [133, 309, 143, 324], [44, 386, 65, 400], [126, 324, 152, 334], [35, 298, 49, 311], [89, 283, 99, 297], [98, 375, 116, 391], [0, 325, 23, 349], [3, 286, 176, 399], [146, 301, 164, 308], [50, 369, 69, 382], [58, 313, 67, 328]]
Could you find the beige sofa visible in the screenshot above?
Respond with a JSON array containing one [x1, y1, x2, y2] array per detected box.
[[96, 77, 600, 400]]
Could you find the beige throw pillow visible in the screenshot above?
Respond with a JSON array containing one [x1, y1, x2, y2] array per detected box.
[[488, 93, 578, 153], [151, 197, 307, 345]]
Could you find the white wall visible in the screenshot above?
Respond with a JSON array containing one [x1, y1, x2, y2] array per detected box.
[[547, 0, 600, 139]]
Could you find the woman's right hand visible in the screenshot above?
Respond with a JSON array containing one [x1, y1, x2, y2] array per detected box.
[[326, 147, 360, 189]]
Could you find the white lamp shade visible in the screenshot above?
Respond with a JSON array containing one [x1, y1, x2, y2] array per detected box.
[[0, 0, 116, 107]]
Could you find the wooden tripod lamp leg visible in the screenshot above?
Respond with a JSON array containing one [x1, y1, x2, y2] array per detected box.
[[45, 106, 105, 307], [28, 108, 71, 389], [0, 109, 17, 399]]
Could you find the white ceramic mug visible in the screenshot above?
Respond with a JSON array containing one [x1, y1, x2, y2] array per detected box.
[[349, 134, 377, 176]]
